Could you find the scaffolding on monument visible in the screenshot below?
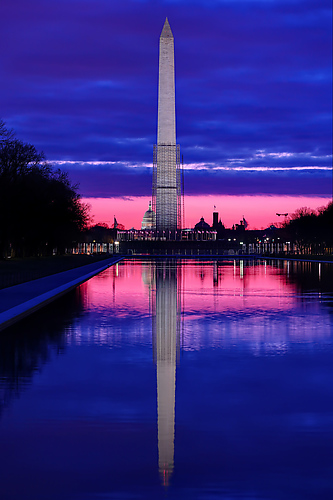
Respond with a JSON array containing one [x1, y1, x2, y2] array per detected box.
[[152, 144, 183, 234]]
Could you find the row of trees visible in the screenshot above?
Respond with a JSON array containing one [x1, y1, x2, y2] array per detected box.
[[0, 120, 89, 257], [282, 203, 333, 255]]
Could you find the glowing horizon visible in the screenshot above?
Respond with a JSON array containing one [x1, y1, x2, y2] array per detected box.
[[83, 194, 331, 231]]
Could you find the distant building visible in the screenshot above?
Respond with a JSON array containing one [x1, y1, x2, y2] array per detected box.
[[234, 218, 247, 233], [212, 210, 225, 238], [192, 216, 216, 240], [212, 211, 219, 229], [141, 201, 156, 230], [194, 217, 211, 231]]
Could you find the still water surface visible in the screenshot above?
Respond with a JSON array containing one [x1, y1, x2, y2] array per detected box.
[[1, 259, 333, 499]]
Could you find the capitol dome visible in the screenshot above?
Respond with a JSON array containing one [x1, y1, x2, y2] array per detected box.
[[141, 201, 156, 230]]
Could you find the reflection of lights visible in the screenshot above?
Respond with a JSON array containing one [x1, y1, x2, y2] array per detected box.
[[162, 465, 171, 487], [319, 263, 321, 280], [240, 260, 244, 279], [75, 260, 332, 353]]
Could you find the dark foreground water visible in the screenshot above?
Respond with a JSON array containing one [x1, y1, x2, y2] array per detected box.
[[1, 259, 333, 500]]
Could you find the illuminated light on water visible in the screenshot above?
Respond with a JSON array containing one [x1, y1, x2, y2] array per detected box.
[[240, 260, 244, 279]]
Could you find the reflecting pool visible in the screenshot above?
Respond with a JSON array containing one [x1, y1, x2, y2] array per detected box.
[[1, 259, 333, 499]]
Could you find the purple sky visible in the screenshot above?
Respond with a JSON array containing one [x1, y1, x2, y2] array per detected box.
[[1, 0, 332, 202]]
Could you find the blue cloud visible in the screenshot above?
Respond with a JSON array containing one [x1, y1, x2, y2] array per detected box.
[[1, 0, 331, 197]]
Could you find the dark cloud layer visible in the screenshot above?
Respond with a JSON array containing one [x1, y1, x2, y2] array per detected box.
[[1, 0, 332, 196]]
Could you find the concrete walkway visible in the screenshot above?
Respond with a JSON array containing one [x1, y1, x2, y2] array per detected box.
[[0, 256, 124, 332]]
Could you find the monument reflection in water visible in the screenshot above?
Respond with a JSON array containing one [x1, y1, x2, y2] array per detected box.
[[0, 259, 333, 500], [147, 257, 333, 488], [151, 262, 181, 486]]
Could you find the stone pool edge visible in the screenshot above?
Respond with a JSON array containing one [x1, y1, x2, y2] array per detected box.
[[0, 256, 124, 332]]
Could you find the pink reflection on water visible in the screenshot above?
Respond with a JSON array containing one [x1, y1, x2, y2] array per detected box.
[[182, 260, 296, 313], [80, 261, 153, 316], [71, 260, 332, 352]]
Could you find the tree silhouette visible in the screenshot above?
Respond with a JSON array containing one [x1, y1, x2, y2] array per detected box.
[[317, 202, 333, 254], [0, 120, 89, 257], [284, 203, 333, 255]]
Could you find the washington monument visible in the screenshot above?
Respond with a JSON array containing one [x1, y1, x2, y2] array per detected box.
[[152, 18, 182, 233]]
